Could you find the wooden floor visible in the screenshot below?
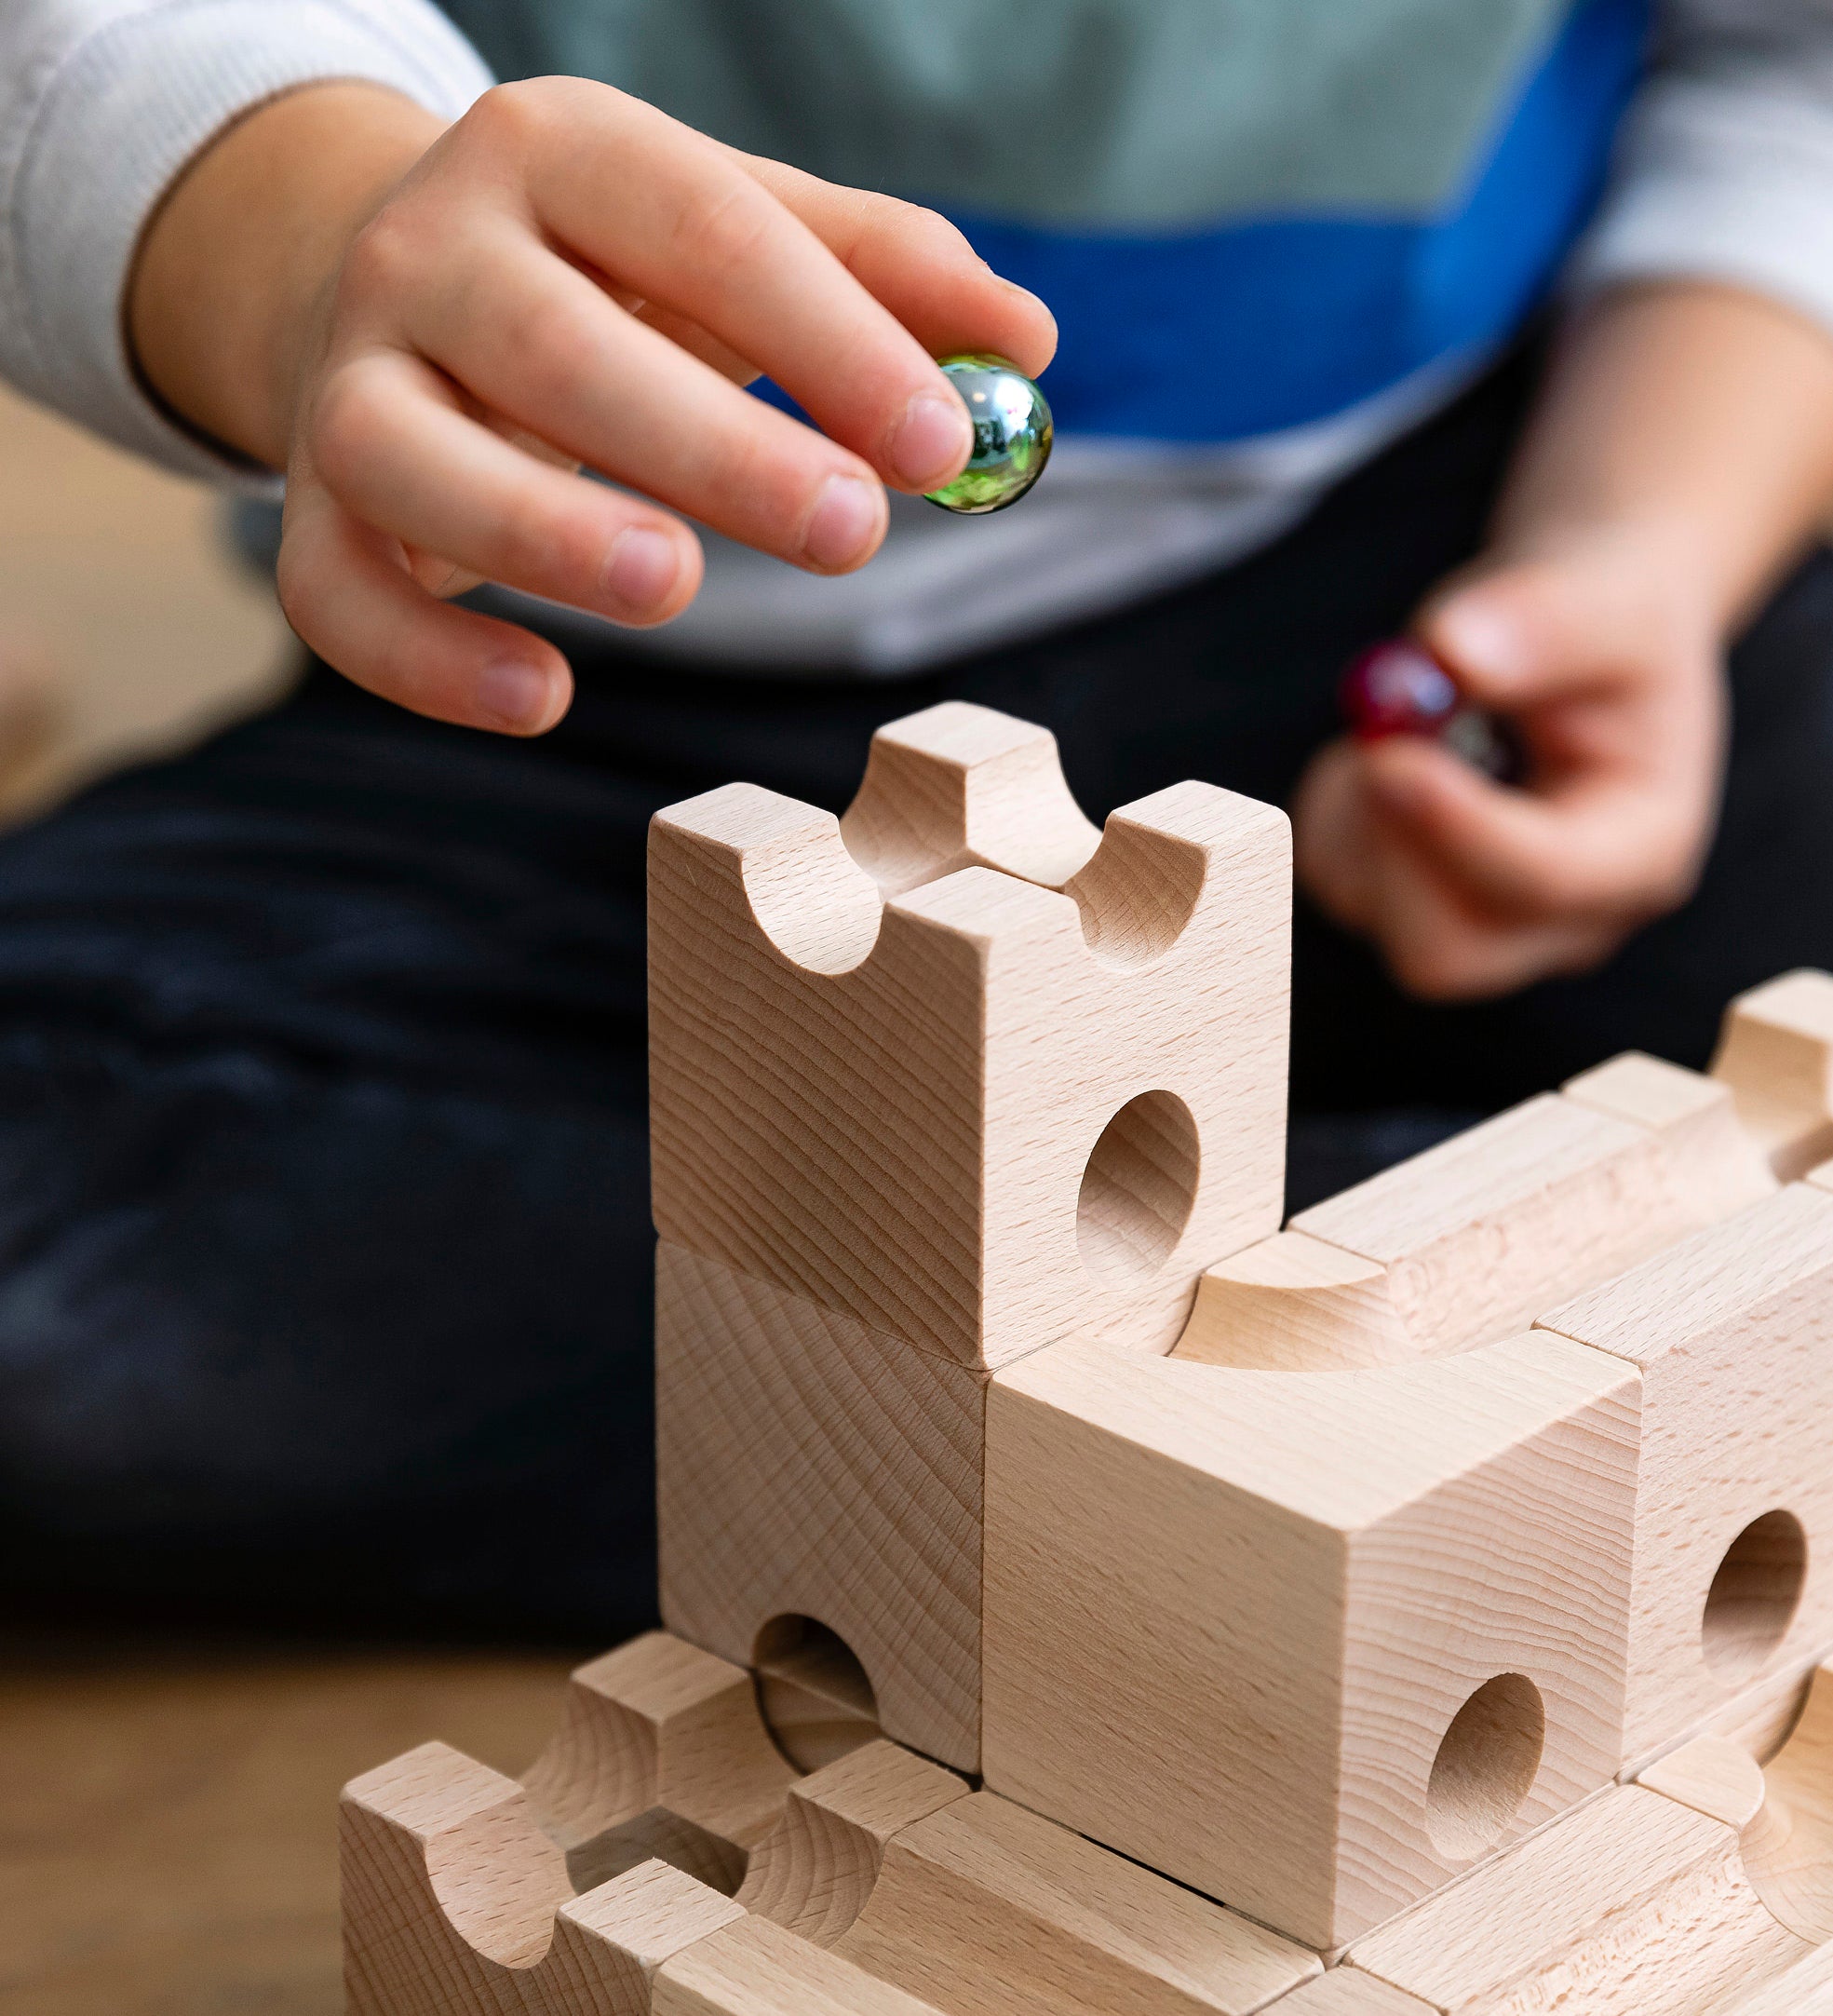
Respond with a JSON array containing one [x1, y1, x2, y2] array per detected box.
[[0, 1638, 580, 2014], [0, 380, 294, 821]]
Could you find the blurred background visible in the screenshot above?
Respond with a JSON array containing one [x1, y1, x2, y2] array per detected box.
[[0, 383, 576, 2016]]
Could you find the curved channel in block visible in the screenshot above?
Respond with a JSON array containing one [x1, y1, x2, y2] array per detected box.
[[342, 1739, 747, 2015], [840, 701, 1100, 896], [1744, 1664, 1833, 1942]]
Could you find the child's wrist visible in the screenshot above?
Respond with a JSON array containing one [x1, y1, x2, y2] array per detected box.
[[130, 83, 443, 469]]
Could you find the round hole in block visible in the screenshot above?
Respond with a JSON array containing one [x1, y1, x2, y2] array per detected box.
[[1425, 1672, 1545, 1861], [1076, 1089, 1200, 1283], [752, 1616, 882, 1774], [1702, 1510, 1807, 1685]]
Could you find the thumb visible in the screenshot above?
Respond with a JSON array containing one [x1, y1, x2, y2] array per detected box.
[[1417, 559, 1614, 712]]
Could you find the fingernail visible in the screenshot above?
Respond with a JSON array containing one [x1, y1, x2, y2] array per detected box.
[[476, 656, 556, 731], [802, 474, 883, 571], [891, 393, 971, 490], [602, 526, 679, 614]]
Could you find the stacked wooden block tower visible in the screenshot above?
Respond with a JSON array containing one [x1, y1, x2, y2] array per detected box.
[[344, 703, 1833, 2014]]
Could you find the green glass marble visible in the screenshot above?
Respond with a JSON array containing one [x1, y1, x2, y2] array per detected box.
[[924, 354, 1053, 515]]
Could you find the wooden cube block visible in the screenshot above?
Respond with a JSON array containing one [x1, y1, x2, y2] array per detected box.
[[1539, 1183, 1833, 1762], [648, 710, 1289, 1369], [655, 1242, 986, 1771], [981, 1331, 1640, 1948]]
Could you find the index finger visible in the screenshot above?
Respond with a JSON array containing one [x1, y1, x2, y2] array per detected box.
[[520, 83, 1010, 493]]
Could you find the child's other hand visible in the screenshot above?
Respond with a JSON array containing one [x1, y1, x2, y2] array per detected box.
[[1294, 529, 1725, 1000], [132, 81, 1056, 733]]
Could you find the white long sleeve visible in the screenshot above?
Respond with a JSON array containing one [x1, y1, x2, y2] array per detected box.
[[0, 0, 492, 483], [1572, 0, 1833, 330]]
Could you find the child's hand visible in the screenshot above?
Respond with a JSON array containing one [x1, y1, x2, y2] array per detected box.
[[1294, 529, 1724, 999], [131, 81, 1055, 733], [1295, 281, 1833, 1001]]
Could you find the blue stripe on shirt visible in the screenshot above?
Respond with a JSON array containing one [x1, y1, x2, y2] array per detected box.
[[929, 0, 1646, 442]]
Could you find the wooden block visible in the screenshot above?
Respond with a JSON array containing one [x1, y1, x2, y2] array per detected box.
[[832, 1788, 1320, 2016], [981, 1331, 1640, 1948], [1287, 1091, 1754, 1359], [1710, 969, 1833, 1178], [1562, 1050, 1777, 1218], [1717, 1937, 1833, 2013], [655, 1243, 984, 1771], [648, 709, 1290, 1368], [1344, 1783, 1811, 2014], [1269, 1973, 1435, 2014], [521, 1632, 795, 1892], [738, 1741, 969, 1946], [654, 1914, 944, 2016], [342, 1740, 744, 2016], [1636, 1736, 1769, 1828], [1539, 1182, 1833, 1758]]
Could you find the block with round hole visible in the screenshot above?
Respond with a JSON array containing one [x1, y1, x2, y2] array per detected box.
[[1539, 1180, 1833, 1766], [647, 703, 1290, 1369], [980, 1330, 1641, 1950]]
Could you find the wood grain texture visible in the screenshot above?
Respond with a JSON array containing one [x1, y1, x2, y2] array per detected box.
[[520, 1633, 796, 1890], [738, 1741, 968, 1948], [1268, 1972, 1435, 2014], [1344, 1784, 1811, 2015], [648, 710, 1290, 1368], [1287, 1090, 1757, 1359], [342, 1741, 745, 2016], [655, 1244, 985, 1771], [982, 1332, 1640, 1949], [653, 1914, 945, 2016], [1538, 1182, 1833, 1759], [1716, 1936, 1833, 2013], [1711, 970, 1833, 1178], [833, 1788, 1319, 2016]]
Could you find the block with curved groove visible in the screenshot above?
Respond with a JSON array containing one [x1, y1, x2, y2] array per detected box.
[[1741, 1662, 1833, 1942], [1539, 1182, 1833, 1761], [342, 1740, 745, 2016], [982, 1330, 1640, 1948], [737, 1741, 969, 1947], [1282, 1090, 1760, 1362], [521, 1633, 795, 1892], [648, 710, 1289, 1368]]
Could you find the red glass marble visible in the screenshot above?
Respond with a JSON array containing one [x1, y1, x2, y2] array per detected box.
[[1341, 639, 1516, 779]]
